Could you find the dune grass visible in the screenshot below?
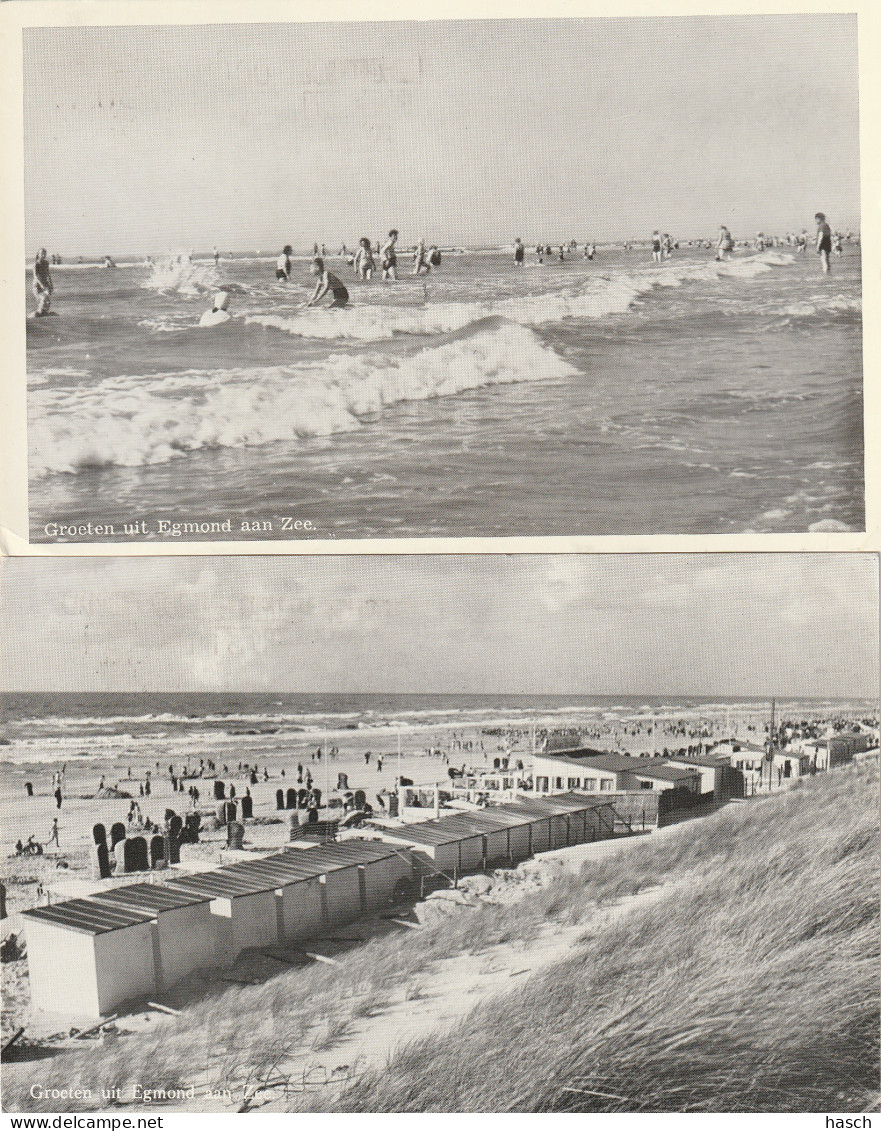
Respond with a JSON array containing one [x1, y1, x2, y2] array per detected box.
[[5, 761, 877, 1113], [306, 760, 879, 1113]]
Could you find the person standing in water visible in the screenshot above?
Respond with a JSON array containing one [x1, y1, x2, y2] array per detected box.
[[380, 230, 399, 281], [815, 212, 832, 274], [651, 231, 663, 263], [276, 245, 293, 281], [353, 237, 375, 280], [716, 225, 734, 261], [305, 258, 349, 308], [513, 238, 525, 266], [213, 246, 220, 265], [413, 238, 429, 275], [32, 248, 53, 315]]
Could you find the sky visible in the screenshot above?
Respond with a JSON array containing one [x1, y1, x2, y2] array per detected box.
[[22, 14, 861, 255], [2, 554, 877, 698]]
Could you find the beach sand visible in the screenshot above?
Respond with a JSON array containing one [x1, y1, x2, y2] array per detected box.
[[0, 705, 782, 1041]]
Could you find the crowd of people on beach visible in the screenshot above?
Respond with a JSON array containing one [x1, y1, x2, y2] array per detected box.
[[6, 705, 877, 865], [31, 211, 854, 318]]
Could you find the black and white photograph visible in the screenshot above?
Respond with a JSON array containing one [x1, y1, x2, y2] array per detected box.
[[21, 13, 864, 543], [0, 553, 878, 1113]]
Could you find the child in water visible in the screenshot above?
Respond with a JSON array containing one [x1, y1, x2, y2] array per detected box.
[[305, 258, 349, 308], [199, 291, 232, 327]]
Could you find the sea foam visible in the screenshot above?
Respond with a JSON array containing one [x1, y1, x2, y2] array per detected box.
[[239, 251, 793, 343], [30, 319, 577, 475]]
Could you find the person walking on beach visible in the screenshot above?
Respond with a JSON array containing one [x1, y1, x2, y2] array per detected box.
[[276, 246, 293, 281], [815, 212, 833, 274], [54, 786, 62, 810], [47, 819, 60, 848], [380, 230, 399, 281], [32, 248, 54, 316], [305, 258, 349, 308]]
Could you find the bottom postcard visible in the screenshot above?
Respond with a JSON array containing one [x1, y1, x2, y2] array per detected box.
[[1, 553, 878, 1115]]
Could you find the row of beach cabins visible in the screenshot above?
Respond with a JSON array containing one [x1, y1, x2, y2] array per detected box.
[[22, 793, 618, 1020]]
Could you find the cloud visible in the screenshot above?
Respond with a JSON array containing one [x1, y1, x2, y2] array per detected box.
[[1, 554, 877, 698]]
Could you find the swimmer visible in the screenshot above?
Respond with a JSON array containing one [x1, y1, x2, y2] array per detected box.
[[353, 237, 375, 280], [651, 231, 663, 263], [305, 258, 349, 308], [715, 225, 733, 261], [213, 246, 220, 265], [586, 242, 596, 261], [276, 245, 293, 281], [428, 245, 442, 269], [199, 291, 232, 327], [103, 255, 117, 268], [32, 248, 53, 315], [662, 234, 673, 259], [535, 245, 544, 264], [833, 233, 843, 257], [513, 238, 525, 266], [815, 212, 832, 274], [380, 229, 399, 281], [754, 232, 765, 251]]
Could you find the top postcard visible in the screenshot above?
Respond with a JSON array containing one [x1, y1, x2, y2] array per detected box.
[[11, 11, 867, 545]]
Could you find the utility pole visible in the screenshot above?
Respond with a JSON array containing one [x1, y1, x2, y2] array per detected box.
[[323, 726, 330, 842], [765, 698, 776, 792]]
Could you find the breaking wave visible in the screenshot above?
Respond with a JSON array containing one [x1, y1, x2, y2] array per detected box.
[[30, 318, 577, 476]]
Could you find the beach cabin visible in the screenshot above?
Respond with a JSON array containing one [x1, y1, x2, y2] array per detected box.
[[532, 752, 701, 798], [165, 865, 289, 961], [380, 817, 486, 875], [379, 793, 615, 876], [292, 841, 415, 913], [456, 805, 537, 862], [803, 732, 872, 771], [89, 883, 218, 988], [22, 898, 158, 1019], [521, 793, 606, 849], [662, 756, 745, 802]]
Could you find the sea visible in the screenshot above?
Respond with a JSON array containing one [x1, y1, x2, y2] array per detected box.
[[27, 245, 863, 541], [1, 692, 873, 773]]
